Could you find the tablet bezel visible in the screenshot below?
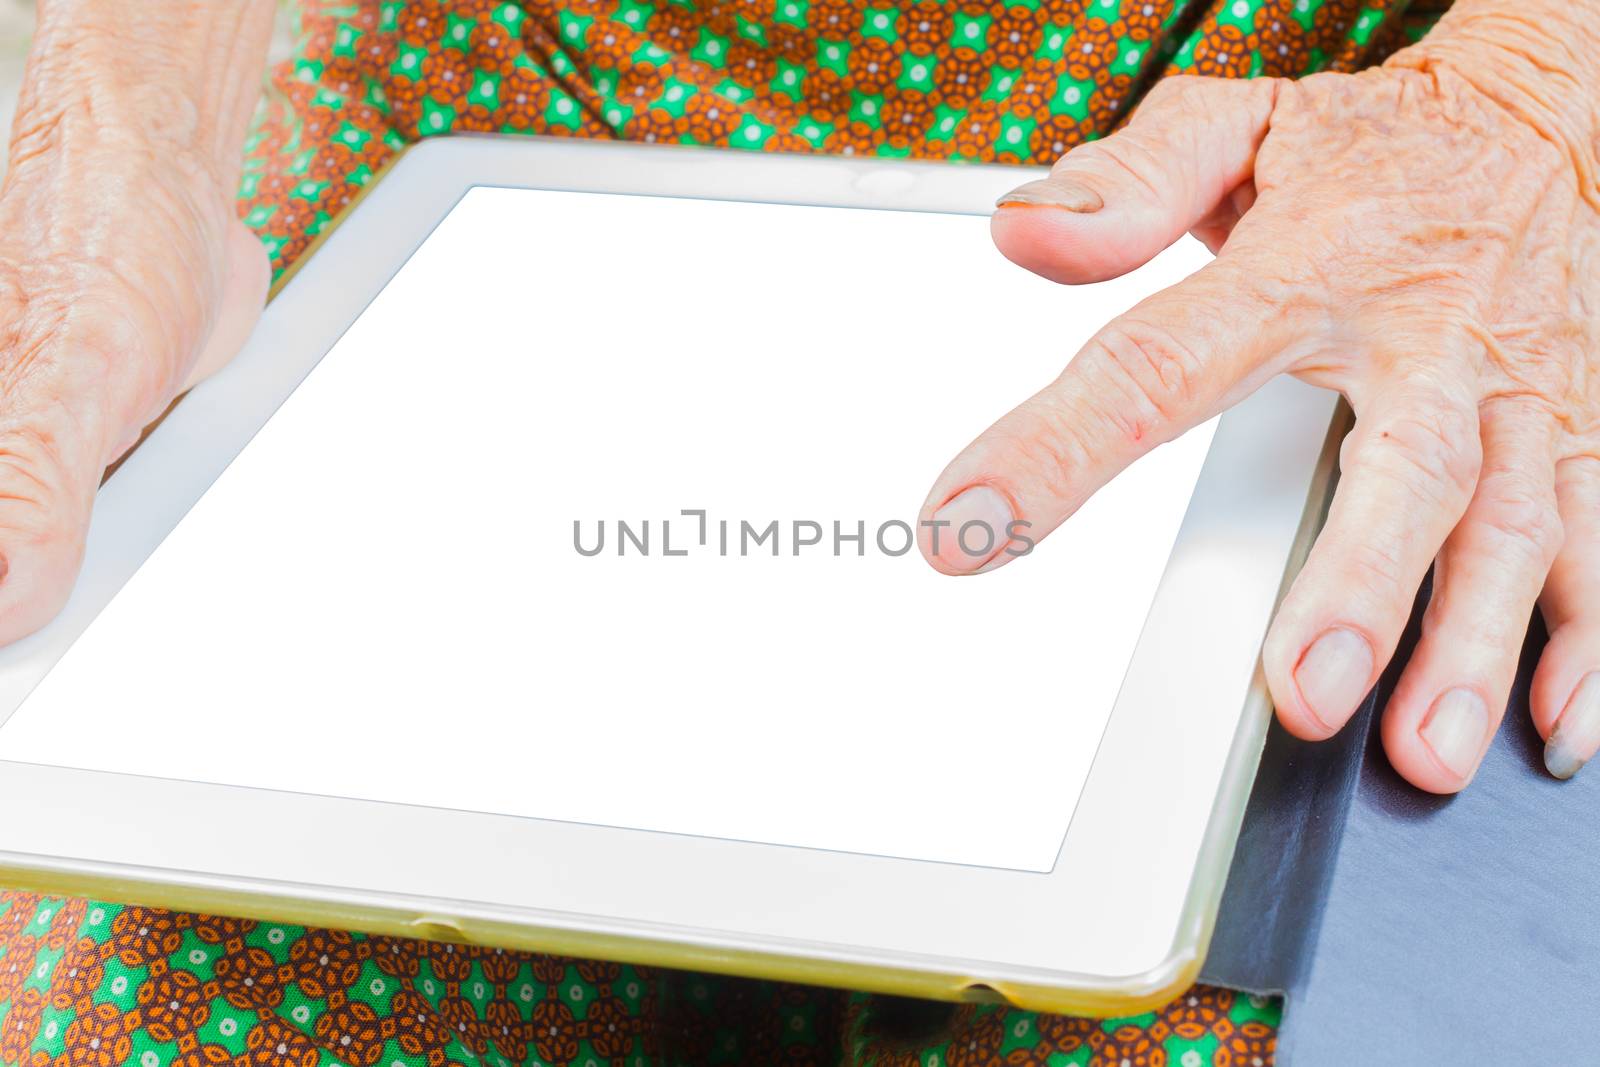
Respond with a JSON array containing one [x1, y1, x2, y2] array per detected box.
[[0, 136, 1341, 1015]]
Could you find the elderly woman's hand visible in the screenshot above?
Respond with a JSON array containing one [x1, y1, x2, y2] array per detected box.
[[921, 0, 1600, 791], [0, 3, 272, 643]]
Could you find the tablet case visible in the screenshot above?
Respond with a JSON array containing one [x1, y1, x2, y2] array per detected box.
[[1200, 573, 1600, 1064]]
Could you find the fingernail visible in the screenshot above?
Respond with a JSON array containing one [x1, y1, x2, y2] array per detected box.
[[1293, 628, 1374, 732], [930, 486, 1014, 573], [1544, 672, 1600, 780], [1420, 688, 1490, 781], [995, 178, 1103, 213]]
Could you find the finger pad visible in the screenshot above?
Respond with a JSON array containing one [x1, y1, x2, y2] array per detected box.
[[990, 208, 1144, 285]]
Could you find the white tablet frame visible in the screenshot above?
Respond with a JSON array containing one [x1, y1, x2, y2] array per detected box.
[[0, 136, 1340, 1016]]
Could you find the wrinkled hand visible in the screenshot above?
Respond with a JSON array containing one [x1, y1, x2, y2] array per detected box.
[[920, 3, 1600, 791], [0, 4, 270, 643]]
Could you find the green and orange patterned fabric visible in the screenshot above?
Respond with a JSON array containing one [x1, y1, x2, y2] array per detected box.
[[2, 0, 1452, 1064], [0, 892, 1280, 1066], [238, 0, 1448, 272]]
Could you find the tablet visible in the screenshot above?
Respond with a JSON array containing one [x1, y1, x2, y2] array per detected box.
[[0, 137, 1338, 1014]]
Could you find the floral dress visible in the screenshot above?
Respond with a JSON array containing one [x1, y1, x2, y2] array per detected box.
[[1, 0, 1447, 1064]]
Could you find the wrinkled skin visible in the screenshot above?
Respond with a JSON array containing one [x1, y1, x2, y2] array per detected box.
[[923, 10, 1600, 791], [3, 2, 1598, 793], [0, 4, 270, 642], [0, 132, 266, 639]]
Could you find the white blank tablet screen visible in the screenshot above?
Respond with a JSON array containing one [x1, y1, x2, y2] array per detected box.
[[0, 187, 1214, 873]]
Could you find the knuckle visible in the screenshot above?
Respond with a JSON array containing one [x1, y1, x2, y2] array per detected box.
[[1346, 399, 1482, 509], [1478, 480, 1564, 567], [8, 287, 178, 454], [1082, 320, 1207, 442], [996, 396, 1095, 501], [0, 423, 79, 533], [5, 108, 65, 174], [1062, 136, 1166, 202], [1343, 528, 1414, 602], [1138, 75, 1209, 115]]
